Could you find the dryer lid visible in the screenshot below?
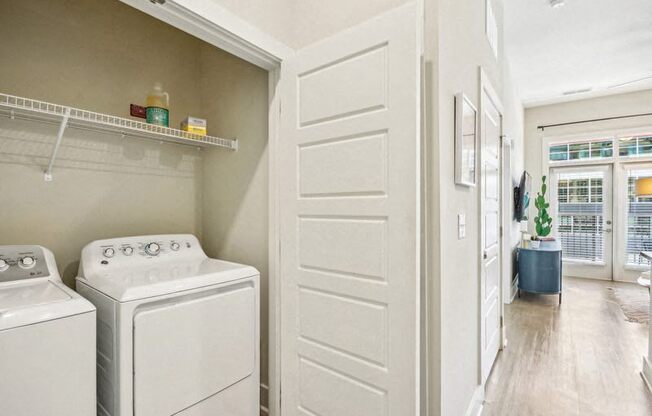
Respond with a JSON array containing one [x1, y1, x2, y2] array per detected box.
[[0, 280, 95, 331], [76, 258, 258, 302]]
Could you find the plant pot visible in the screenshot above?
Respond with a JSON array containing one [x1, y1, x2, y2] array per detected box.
[[530, 240, 541, 249]]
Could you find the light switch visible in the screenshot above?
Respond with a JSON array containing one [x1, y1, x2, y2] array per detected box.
[[458, 213, 466, 239]]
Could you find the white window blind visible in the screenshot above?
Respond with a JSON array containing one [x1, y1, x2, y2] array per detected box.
[[556, 171, 604, 262], [626, 169, 652, 266]]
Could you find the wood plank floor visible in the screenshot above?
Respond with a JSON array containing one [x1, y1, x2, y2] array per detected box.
[[483, 277, 652, 416]]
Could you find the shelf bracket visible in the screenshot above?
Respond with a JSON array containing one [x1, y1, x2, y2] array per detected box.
[[44, 107, 71, 182]]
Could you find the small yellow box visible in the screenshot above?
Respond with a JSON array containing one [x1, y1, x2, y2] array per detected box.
[[181, 117, 207, 136]]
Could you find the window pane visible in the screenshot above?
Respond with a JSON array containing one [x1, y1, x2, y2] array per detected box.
[[569, 142, 590, 160], [591, 140, 613, 158], [638, 136, 652, 155], [550, 152, 567, 161], [626, 169, 652, 266], [620, 137, 637, 156], [550, 139, 613, 162], [556, 171, 605, 262], [571, 178, 589, 187], [550, 144, 568, 161]]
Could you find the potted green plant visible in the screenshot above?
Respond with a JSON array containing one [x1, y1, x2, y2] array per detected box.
[[531, 175, 553, 249]]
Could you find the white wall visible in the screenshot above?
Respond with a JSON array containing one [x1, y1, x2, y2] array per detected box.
[[427, 0, 524, 414], [502, 59, 525, 286], [435, 0, 501, 412]]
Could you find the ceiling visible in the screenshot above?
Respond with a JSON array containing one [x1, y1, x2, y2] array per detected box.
[[504, 0, 652, 107]]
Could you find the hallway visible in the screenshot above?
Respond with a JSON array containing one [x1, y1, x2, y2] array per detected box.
[[483, 277, 652, 416]]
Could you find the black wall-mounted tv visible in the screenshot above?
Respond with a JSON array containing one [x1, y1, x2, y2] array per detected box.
[[514, 171, 531, 221]]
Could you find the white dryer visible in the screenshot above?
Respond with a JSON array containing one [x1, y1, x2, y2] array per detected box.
[[0, 245, 96, 416], [76, 234, 260, 416]]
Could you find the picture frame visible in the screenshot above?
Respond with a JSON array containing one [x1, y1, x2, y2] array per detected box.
[[454, 93, 478, 187]]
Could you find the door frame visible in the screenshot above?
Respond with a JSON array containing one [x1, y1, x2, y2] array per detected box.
[[478, 67, 505, 384], [117, 1, 287, 414], [501, 136, 516, 306]]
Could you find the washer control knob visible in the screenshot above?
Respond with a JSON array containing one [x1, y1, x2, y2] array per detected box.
[[122, 246, 134, 256], [19, 256, 36, 269], [0, 259, 8, 272], [170, 242, 180, 251], [103, 248, 115, 258], [145, 243, 161, 256]]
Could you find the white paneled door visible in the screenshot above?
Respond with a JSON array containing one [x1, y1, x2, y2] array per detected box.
[[279, 3, 420, 415], [480, 74, 503, 384]]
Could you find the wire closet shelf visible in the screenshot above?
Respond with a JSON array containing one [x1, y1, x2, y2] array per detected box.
[[0, 93, 237, 149], [0, 92, 237, 181]]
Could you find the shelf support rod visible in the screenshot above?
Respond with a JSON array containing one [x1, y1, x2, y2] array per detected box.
[[44, 107, 71, 182]]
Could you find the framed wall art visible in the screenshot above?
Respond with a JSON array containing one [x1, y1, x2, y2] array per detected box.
[[455, 93, 477, 187]]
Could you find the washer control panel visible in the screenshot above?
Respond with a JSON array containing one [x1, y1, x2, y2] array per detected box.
[[79, 235, 204, 278], [0, 246, 50, 283], [94, 236, 196, 263]]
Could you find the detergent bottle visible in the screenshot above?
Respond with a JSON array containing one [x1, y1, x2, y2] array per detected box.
[[146, 82, 169, 127]]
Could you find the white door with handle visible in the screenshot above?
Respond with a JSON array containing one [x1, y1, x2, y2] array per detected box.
[[480, 73, 503, 384], [279, 3, 421, 415]]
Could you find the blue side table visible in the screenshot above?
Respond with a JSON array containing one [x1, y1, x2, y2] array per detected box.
[[517, 241, 563, 304]]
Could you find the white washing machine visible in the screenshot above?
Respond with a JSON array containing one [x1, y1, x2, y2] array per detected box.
[[0, 245, 96, 416], [76, 234, 260, 416]]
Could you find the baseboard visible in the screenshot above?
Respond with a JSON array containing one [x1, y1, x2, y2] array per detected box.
[[642, 357, 652, 394], [509, 277, 518, 303], [260, 383, 269, 416], [563, 273, 611, 281], [464, 385, 485, 416]]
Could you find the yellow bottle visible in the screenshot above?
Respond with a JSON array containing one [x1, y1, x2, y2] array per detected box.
[[146, 82, 169, 127]]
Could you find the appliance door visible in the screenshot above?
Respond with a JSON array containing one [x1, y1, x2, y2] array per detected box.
[[133, 281, 255, 416], [0, 312, 95, 416]]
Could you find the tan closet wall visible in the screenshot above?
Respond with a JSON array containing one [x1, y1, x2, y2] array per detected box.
[[0, 0, 204, 286], [198, 45, 270, 399]]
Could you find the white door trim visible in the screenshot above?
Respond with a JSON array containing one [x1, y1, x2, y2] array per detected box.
[[116, 3, 287, 415], [501, 136, 515, 311], [118, 0, 292, 70], [267, 67, 282, 416], [478, 67, 505, 384]]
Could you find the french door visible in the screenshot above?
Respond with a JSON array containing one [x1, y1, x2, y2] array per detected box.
[[615, 163, 652, 282], [549, 165, 613, 280]]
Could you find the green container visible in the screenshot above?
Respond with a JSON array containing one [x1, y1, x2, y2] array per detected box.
[[146, 107, 169, 127]]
